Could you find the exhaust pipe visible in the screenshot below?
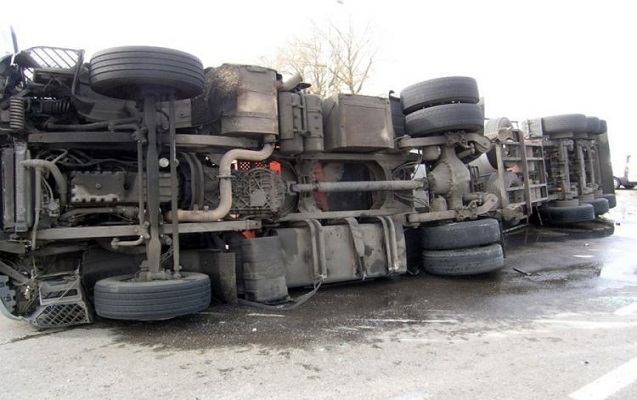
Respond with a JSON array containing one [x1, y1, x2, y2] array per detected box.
[[165, 141, 275, 222]]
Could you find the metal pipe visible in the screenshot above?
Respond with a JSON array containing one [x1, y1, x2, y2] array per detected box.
[[136, 139, 146, 229], [0, 260, 28, 285], [291, 179, 425, 193], [44, 117, 138, 131], [166, 141, 276, 222], [111, 236, 144, 249], [279, 73, 303, 92], [21, 159, 67, 208], [168, 94, 181, 276], [143, 94, 162, 274], [59, 206, 139, 220], [31, 168, 42, 250]]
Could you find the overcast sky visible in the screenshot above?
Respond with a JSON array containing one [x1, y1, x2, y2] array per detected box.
[[5, 0, 635, 168]]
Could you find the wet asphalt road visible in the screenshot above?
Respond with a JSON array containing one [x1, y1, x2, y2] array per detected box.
[[1, 191, 636, 399]]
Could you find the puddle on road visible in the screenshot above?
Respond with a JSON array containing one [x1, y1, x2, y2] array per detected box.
[[599, 261, 637, 288]]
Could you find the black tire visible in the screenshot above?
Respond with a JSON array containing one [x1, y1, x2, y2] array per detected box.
[[542, 114, 588, 135], [421, 218, 501, 250], [553, 199, 580, 207], [89, 46, 205, 100], [400, 77, 479, 115], [545, 203, 595, 224], [582, 197, 609, 215], [486, 171, 523, 195], [484, 117, 513, 140], [422, 243, 504, 276], [586, 116, 601, 134], [601, 193, 616, 209], [625, 185, 635, 190], [94, 272, 211, 321], [599, 119, 607, 134], [405, 103, 484, 137], [389, 92, 406, 137]]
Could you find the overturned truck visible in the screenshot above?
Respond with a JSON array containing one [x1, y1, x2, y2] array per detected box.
[[0, 45, 531, 328]]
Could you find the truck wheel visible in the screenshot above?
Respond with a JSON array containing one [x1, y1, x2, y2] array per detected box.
[[581, 197, 610, 215], [89, 46, 205, 100], [421, 218, 501, 250], [545, 203, 595, 224], [599, 119, 607, 134], [553, 199, 580, 207], [484, 117, 513, 140], [94, 272, 211, 321], [400, 77, 479, 115], [485, 172, 523, 204], [601, 193, 616, 209], [405, 103, 484, 137], [422, 243, 504, 276], [541, 114, 588, 135], [586, 116, 601, 134], [625, 185, 635, 190]]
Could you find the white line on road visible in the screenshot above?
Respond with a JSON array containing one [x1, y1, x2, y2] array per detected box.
[[364, 318, 459, 324], [535, 320, 637, 329], [569, 357, 637, 400], [247, 313, 285, 318], [615, 302, 637, 316]]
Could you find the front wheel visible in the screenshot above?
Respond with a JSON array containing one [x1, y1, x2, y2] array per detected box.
[[89, 46, 205, 100], [94, 272, 211, 321]]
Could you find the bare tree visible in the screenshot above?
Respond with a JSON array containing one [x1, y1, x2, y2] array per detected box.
[[264, 22, 376, 98], [325, 23, 375, 95]]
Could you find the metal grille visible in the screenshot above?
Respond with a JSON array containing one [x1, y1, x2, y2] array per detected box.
[[231, 168, 286, 215], [19, 47, 82, 82], [29, 275, 92, 328], [236, 161, 267, 171], [22, 47, 81, 69], [31, 302, 92, 329]]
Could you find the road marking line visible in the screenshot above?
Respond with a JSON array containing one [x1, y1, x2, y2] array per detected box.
[[365, 318, 459, 324], [569, 357, 637, 400], [615, 302, 637, 316], [535, 320, 637, 329], [247, 313, 285, 318]]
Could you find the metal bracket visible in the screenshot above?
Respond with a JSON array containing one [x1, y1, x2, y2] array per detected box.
[[341, 217, 368, 279], [298, 219, 327, 281]]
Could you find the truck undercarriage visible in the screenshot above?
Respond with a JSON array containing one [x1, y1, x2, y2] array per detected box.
[[0, 45, 612, 329]]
